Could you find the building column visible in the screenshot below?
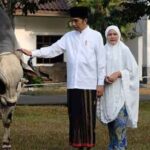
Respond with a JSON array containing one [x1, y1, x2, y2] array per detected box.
[[142, 16, 150, 83]]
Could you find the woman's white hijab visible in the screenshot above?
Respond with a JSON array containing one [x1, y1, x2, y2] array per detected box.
[[98, 25, 139, 128], [105, 25, 121, 41]]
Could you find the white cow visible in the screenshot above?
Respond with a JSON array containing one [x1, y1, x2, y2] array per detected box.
[[0, 52, 24, 149], [0, 8, 32, 149]]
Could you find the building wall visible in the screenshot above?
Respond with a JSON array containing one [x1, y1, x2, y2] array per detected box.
[[125, 36, 143, 80], [146, 20, 150, 67], [143, 18, 150, 82], [136, 16, 150, 83], [126, 18, 150, 83], [14, 15, 69, 66]]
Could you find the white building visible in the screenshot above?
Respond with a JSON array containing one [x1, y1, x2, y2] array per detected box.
[[125, 16, 150, 83], [14, 0, 71, 82], [15, 14, 69, 66]]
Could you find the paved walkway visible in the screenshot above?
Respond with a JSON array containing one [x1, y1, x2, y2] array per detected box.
[[17, 88, 150, 105], [140, 87, 150, 101], [16, 83, 150, 105], [17, 95, 67, 105]]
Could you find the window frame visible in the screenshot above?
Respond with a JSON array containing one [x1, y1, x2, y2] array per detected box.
[[36, 35, 63, 66]]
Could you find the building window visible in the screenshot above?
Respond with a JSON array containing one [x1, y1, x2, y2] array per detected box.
[[36, 35, 63, 64]]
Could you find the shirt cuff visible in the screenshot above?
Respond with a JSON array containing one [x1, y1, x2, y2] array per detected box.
[[32, 50, 39, 57], [98, 79, 104, 86]]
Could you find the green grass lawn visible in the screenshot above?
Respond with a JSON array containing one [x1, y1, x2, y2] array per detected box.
[[0, 101, 149, 150]]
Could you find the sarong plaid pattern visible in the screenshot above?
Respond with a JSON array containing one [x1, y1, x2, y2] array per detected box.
[[67, 89, 97, 148]]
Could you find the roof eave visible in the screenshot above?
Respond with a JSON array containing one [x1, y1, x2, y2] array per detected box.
[[14, 10, 69, 17]]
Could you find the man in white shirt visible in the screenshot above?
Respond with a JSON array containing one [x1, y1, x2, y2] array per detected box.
[[20, 6, 106, 150]]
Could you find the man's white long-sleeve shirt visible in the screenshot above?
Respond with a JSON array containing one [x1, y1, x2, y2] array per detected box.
[[32, 26, 106, 89]]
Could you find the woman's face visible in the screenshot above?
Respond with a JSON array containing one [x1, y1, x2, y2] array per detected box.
[[107, 29, 119, 45]]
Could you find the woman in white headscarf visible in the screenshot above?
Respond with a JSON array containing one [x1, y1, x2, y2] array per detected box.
[[97, 25, 139, 150]]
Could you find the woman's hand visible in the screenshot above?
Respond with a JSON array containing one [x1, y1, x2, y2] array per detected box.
[[105, 76, 113, 84], [105, 71, 121, 84]]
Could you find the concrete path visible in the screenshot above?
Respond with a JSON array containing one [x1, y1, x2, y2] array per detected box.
[[140, 95, 150, 101], [17, 95, 67, 105], [17, 83, 150, 105], [17, 94, 149, 105]]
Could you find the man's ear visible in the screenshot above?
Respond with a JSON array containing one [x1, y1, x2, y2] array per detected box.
[[84, 18, 88, 23]]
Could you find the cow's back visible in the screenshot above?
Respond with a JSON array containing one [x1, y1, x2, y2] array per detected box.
[[0, 8, 19, 54]]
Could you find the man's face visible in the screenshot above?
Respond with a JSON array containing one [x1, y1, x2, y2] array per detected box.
[[70, 17, 87, 32]]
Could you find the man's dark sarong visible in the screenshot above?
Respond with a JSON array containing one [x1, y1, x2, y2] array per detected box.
[[67, 89, 97, 148]]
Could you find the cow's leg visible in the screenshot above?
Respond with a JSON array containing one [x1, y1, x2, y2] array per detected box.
[[1, 103, 15, 149]]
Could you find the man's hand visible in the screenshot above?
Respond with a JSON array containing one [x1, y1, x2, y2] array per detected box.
[[96, 85, 104, 97], [17, 48, 32, 56]]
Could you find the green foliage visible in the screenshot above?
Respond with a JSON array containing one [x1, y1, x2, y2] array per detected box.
[[0, 0, 55, 15], [24, 74, 44, 85], [75, 0, 150, 39], [31, 76, 43, 84], [21, 0, 38, 15], [1, 0, 150, 39]]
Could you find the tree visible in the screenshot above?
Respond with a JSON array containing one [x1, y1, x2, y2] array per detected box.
[[0, 0, 150, 39], [0, 0, 57, 27], [0, 0, 75, 16], [75, 0, 150, 39]]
